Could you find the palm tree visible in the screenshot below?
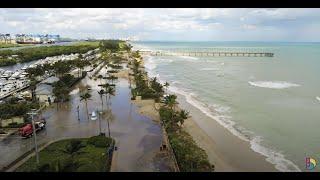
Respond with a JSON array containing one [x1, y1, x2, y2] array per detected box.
[[107, 75, 118, 85], [165, 94, 178, 112], [97, 89, 105, 111], [80, 91, 92, 121], [164, 81, 170, 94], [29, 78, 38, 102], [97, 75, 103, 89], [177, 110, 189, 126], [104, 86, 115, 138], [164, 94, 178, 121], [97, 89, 105, 135]]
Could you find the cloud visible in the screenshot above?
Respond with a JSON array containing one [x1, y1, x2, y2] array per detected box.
[[0, 8, 320, 41]]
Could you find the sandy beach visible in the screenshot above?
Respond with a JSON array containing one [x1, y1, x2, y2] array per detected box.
[[128, 55, 278, 172]]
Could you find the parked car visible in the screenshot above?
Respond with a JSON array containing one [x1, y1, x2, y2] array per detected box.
[[91, 111, 97, 121]]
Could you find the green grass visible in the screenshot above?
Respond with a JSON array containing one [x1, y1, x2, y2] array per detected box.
[[16, 136, 114, 172]]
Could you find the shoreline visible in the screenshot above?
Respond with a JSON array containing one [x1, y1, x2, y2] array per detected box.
[[137, 54, 279, 172]]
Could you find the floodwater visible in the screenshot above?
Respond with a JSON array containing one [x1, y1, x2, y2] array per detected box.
[[0, 67, 170, 171]]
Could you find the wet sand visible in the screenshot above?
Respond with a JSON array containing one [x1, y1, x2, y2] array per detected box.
[[174, 92, 277, 172]]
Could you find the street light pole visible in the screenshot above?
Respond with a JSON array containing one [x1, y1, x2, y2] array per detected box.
[[27, 109, 39, 164], [77, 105, 80, 121], [107, 115, 111, 138], [98, 111, 102, 135]]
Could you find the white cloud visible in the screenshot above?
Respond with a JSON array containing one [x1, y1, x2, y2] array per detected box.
[[0, 8, 320, 41]]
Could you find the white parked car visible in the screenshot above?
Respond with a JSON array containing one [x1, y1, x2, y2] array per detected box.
[[91, 111, 97, 121]]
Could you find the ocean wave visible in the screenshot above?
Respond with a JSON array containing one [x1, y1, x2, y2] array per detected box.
[[250, 136, 301, 172], [200, 68, 220, 71], [316, 96, 320, 102], [248, 81, 300, 89], [177, 55, 199, 60], [168, 84, 301, 172], [143, 56, 157, 71]]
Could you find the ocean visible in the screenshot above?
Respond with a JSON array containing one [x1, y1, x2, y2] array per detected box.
[[131, 41, 320, 172]]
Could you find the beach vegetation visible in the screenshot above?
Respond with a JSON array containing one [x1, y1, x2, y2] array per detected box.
[[159, 106, 214, 172]]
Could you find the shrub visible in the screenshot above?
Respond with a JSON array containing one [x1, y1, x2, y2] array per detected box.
[[65, 140, 84, 154], [88, 135, 113, 148], [169, 131, 214, 172]]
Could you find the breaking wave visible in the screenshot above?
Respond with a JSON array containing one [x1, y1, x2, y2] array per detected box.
[[248, 81, 300, 89], [200, 67, 220, 71], [316, 96, 320, 102]]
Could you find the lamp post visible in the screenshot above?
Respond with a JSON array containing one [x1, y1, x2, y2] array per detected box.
[[27, 109, 39, 164], [77, 105, 80, 121], [98, 111, 103, 135]]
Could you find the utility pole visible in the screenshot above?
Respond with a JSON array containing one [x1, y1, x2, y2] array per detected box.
[[98, 111, 102, 135], [27, 109, 39, 164], [106, 113, 111, 138], [77, 105, 80, 121]]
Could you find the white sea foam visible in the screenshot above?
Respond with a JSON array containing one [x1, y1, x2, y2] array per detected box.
[[144, 56, 157, 71], [248, 81, 300, 89], [178, 55, 199, 60], [316, 96, 320, 102], [200, 68, 220, 71], [167, 84, 301, 172], [250, 137, 301, 172]]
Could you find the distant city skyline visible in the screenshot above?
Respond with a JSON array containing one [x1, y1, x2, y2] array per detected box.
[[1, 8, 320, 42]]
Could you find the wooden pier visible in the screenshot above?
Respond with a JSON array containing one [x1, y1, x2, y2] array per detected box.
[[139, 50, 274, 57]]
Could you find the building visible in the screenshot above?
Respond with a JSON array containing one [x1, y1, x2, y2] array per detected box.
[[35, 77, 59, 106], [15, 34, 60, 44], [35, 84, 54, 106]]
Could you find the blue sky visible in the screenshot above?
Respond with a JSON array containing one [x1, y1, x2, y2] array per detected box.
[[1, 8, 320, 42]]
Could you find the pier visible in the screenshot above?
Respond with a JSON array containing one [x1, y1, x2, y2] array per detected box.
[[139, 50, 274, 57]]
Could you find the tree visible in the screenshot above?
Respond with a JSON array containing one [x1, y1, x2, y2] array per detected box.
[[80, 91, 92, 121], [164, 94, 178, 120], [52, 81, 70, 109], [164, 94, 178, 111], [97, 89, 105, 112], [53, 61, 71, 78], [177, 110, 189, 126], [99, 40, 122, 53], [29, 78, 38, 102], [103, 85, 115, 138], [97, 75, 104, 89], [106, 75, 118, 85]]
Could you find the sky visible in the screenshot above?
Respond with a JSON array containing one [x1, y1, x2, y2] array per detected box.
[[1, 8, 320, 42]]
